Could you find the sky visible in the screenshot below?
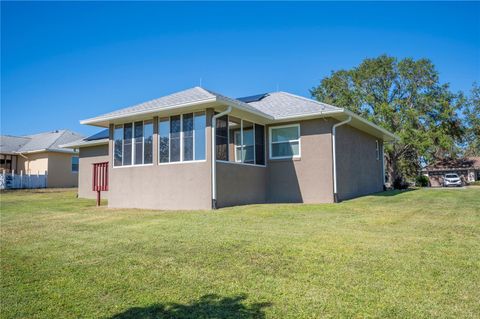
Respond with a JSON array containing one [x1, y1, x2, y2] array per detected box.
[[1, 1, 479, 137]]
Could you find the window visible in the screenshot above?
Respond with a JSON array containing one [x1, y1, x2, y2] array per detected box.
[[216, 115, 228, 161], [234, 121, 254, 164], [376, 140, 380, 160], [269, 124, 300, 159], [113, 120, 154, 167], [114, 125, 123, 166], [255, 124, 265, 165], [159, 118, 170, 163], [216, 115, 265, 166], [183, 113, 194, 161], [170, 115, 181, 162], [143, 120, 153, 164], [71, 156, 79, 173], [194, 112, 206, 160], [134, 121, 143, 165], [158, 112, 206, 163], [123, 123, 133, 165]]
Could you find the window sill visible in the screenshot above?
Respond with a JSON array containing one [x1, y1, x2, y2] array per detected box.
[[216, 160, 266, 168], [112, 163, 154, 169], [158, 160, 207, 165], [268, 157, 301, 162]]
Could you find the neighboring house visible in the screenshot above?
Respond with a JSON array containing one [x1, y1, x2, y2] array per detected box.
[[0, 130, 83, 188], [63, 87, 396, 210], [422, 157, 480, 186]]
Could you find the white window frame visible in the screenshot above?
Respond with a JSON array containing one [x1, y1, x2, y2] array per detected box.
[[233, 119, 255, 164], [158, 112, 207, 165], [112, 120, 154, 168], [269, 123, 301, 160]]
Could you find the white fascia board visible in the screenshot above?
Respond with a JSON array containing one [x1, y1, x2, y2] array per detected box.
[[59, 139, 109, 149], [343, 110, 398, 141]]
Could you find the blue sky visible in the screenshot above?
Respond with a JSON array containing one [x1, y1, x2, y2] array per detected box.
[[2, 1, 479, 136]]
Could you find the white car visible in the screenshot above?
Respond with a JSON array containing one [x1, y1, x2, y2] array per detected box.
[[443, 173, 462, 187]]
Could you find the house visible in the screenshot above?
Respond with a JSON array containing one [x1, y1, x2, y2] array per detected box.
[[63, 87, 396, 210], [0, 130, 83, 188], [422, 157, 480, 186]]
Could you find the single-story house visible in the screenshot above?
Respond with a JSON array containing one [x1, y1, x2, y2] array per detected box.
[[422, 157, 480, 186], [63, 87, 396, 210], [0, 130, 83, 188]]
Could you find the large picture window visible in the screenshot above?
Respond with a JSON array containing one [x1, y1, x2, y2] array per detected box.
[[269, 124, 301, 159], [113, 120, 154, 167], [216, 115, 265, 166], [158, 112, 206, 164]]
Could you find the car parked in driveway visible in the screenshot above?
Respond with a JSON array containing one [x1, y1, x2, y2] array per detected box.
[[443, 173, 462, 187]]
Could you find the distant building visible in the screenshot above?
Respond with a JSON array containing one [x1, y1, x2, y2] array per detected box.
[[422, 157, 480, 186], [0, 130, 83, 188]]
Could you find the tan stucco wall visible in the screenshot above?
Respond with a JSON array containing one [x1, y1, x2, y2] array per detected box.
[[78, 145, 109, 199], [47, 152, 78, 188], [216, 162, 267, 207], [266, 118, 335, 204], [15, 152, 77, 188], [16, 152, 49, 175], [335, 124, 384, 201], [107, 110, 214, 210]]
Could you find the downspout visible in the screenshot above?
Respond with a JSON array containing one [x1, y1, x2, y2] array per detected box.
[[211, 106, 232, 209], [331, 116, 352, 203]]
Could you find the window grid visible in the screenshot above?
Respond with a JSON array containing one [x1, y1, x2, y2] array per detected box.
[[112, 120, 154, 168], [159, 112, 206, 164]]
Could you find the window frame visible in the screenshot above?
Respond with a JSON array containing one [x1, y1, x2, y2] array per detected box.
[[233, 120, 255, 164], [376, 140, 380, 160], [112, 120, 155, 168], [158, 112, 207, 165], [268, 123, 301, 160]]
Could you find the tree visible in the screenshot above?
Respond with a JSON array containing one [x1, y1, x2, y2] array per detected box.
[[464, 83, 480, 156], [310, 55, 465, 184]]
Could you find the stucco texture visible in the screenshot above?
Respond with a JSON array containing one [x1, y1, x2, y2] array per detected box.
[[335, 124, 384, 201], [266, 118, 336, 204], [78, 145, 109, 199]]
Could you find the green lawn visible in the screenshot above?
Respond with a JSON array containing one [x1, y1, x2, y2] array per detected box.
[[1, 188, 479, 319]]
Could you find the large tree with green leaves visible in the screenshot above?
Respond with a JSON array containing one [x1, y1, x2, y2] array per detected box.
[[311, 55, 465, 184], [464, 83, 480, 156]]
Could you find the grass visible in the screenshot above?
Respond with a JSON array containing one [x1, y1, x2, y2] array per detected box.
[[1, 188, 479, 319]]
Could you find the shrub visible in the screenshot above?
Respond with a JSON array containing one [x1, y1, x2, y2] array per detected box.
[[393, 177, 409, 190], [416, 175, 430, 187]]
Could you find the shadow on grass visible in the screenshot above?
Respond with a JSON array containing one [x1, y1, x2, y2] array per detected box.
[[109, 294, 271, 319], [371, 188, 418, 197]]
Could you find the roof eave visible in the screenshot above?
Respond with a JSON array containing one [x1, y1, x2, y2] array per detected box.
[[60, 139, 109, 149]]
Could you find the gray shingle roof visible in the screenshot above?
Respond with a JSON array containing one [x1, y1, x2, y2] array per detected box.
[[81, 87, 273, 124], [82, 87, 217, 123], [244, 91, 341, 118], [60, 129, 109, 149], [0, 136, 31, 154], [0, 130, 84, 154]]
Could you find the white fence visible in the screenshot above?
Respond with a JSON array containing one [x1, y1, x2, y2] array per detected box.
[[0, 170, 47, 190]]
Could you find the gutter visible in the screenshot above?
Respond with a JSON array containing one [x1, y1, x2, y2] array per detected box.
[[211, 106, 232, 209], [331, 116, 352, 203]]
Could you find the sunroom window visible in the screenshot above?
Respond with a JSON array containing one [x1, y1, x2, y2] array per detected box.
[[269, 124, 301, 159], [216, 115, 265, 166], [158, 112, 206, 164], [113, 120, 154, 167]]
